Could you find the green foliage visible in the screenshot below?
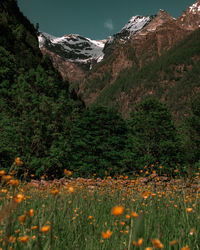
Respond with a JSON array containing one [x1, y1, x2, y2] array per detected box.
[[185, 95, 200, 165], [128, 98, 182, 172], [0, 1, 84, 178], [69, 106, 129, 177]]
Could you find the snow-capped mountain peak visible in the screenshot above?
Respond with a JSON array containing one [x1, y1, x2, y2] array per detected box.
[[189, 0, 200, 14], [38, 32, 106, 64], [120, 15, 152, 34]]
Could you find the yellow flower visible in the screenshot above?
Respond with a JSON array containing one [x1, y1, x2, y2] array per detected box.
[[40, 225, 50, 234], [102, 229, 112, 239], [152, 239, 164, 249], [111, 206, 124, 216], [18, 236, 29, 243], [18, 214, 26, 224], [14, 194, 24, 204], [15, 157, 23, 166]]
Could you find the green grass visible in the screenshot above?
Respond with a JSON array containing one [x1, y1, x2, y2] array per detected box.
[[0, 173, 200, 249]]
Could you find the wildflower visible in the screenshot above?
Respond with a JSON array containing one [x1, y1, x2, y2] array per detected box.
[[102, 229, 112, 239], [40, 225, 50, 234], [0, 170, 6, 176], [142, 191, 150, 199], [131, 211, 138, 217], [27, 209, 34, 217], [15, 157, 23, 166], [68, 186, 75, 193], [174, 169, 179, 173], [120, 221, 125, 226], [18, 236, 29, 243], [145, 248, 153, 250], [169, 240, 177, 246], [88, 216, 93, 220], [125, 214, 130, 219], [31, 226, 37, 230], [32, 235, 36, 240], [133, 238, 143, 246], [51, 189, 59, 195], [186, 208, 193, 213], [9, 179, 19, 186], [1, 175, 12, 182], [9, 236, 16, 243], [111, 206, 124, 216], [64, 169, 72, 177], [181, 246, 190, 250], [189, 228, 195, 235], [14, 194, 24, 203], [152, 238, 164, 249], [18, 214, 26, 224]]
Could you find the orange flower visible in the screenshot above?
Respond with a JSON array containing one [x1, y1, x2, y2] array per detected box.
[[0, 170, 6, 176], [186, 208, 192, 213], [169, 240, 177, 246], [64, 169, 72, 177], [111, 206, 124, 216], [1, 175, 12, 182], [88, 216, 93, 220], [31, 226, 38, 230], [102, 229, 112, 239], [125, 214, 130, 219], [15, 157, 23, 166], [152, 239, 164, 249], [120, 221, 125, 226], [133, 238, 143, 246], [142, 191, 150, 199], [9, 179, 19, 186], [181, 246, 190, 250], [27, 209, 34, 217], [18, 236, 29, 243], [40, 225, 51, 234], [14, 194, 24, 204], [68, 186, 75, 193], [131, 211, 138, 217], [51, 189, 59, 195], [18, 214, 26, 224], [32, 235, 36, 240], [9, 236, 16, 243], [145, 248, 153, 250]]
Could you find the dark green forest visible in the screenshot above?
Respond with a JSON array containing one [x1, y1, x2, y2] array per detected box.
[[1, 0, 200, 179]]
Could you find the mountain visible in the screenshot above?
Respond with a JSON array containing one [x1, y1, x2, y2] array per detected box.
[[39, 0, 200, 119]]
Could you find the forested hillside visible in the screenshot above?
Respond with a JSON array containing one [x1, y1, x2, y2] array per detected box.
[[0, 0, 84, 177]]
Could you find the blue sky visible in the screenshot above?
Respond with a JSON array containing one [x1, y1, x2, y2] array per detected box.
[[18, 0, 196, 40]]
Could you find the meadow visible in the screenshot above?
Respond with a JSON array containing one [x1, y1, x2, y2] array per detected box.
[[0, 163, 200, 250]]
